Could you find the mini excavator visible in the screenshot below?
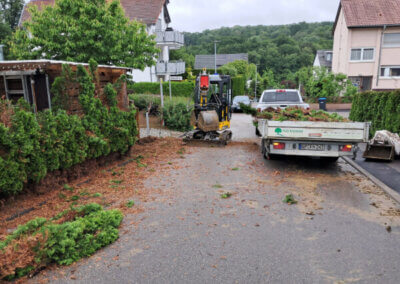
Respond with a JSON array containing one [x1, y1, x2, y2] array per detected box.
[[183, 69, 233, 144]]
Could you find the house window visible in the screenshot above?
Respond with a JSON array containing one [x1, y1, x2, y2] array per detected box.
[[326, 52, 332, 61], [350, 48, 374, 61], [380, 66, 400, 78], [383, 33, 400, 48]]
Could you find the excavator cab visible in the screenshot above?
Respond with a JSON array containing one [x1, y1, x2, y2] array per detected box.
[[183, 71, 233, 144]]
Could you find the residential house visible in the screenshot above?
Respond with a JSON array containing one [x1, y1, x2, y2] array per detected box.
[[194, 53, 248, 71], [19, 0, 184, 83], [332, 0, 400, 91], [313, 50, 333, 71]]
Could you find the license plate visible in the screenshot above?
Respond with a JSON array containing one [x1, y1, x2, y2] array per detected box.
[[300, 144, 325, 151]]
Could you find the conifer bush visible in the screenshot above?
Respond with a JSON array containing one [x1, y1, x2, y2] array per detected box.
[[0, 62, 138, 198], [350, 90, 400, 135]]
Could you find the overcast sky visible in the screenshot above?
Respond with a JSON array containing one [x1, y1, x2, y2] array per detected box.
[[168, 0, 341, 33]]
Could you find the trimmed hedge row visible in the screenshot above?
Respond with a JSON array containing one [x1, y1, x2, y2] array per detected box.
[[232, 75, 246, 97], [128, 81, 195, 97], [0, 63, 138, 198], [349, 90, 400, 135]]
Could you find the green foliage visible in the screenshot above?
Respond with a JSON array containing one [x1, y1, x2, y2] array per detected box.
[[163, 101, 193, 132], [240, 103, 258, 116], [177, 22, 333, 81], [130, 94, 161, 111], [126, 200, 135, 208], [0, 62, 138, 198], [220, 192, 232, 199], [350, 91, 400, 135], [283, 194, 297, 204], [232, 76, 246, 96], [128, 81, 195, 97], [257, 107, 348, 122], [297, 67, 357, 102], [1, 204, 123, 279], [9, 0, 157, 68]]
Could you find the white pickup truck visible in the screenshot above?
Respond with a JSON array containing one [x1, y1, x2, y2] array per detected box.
[[258, 120, 370, 162], [256, 89, 310, 112]]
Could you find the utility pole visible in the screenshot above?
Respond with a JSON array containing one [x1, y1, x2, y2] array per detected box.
[[214, 40, 219, 74]]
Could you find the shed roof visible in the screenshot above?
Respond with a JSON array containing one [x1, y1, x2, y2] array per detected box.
[[194, 54, 248, 70], [334, 0, 400, 32], [19, 0, 169, 26]]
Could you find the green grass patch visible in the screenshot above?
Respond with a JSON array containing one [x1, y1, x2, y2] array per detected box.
[[231, 167, 240, 171]]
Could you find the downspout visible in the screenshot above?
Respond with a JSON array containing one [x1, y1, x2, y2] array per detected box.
[[376, 25, 387, 87], [0, 45, 4, 61]]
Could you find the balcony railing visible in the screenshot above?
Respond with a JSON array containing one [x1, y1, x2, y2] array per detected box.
[[155, 61, 186, 75], [155, 30, 184, 49]]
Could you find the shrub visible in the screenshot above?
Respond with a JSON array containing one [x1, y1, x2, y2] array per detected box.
[[350, 90, 400, 135], [128, 81, 195, 97], [0, 204, 123, 280], [163, 101, 193, 132], [0, 63, 138, 198], [232, 75, 246, 97]]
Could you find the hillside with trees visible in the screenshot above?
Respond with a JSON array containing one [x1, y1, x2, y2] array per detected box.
[[171, 22, 334, 82]]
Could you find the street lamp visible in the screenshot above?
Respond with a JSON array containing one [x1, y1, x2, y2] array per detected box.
[[214, 40, 219, 74], [254, 65, 259, 101]]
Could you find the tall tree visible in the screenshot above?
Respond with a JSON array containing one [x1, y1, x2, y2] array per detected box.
[[0, 0, 24, 31], [10, 0, 158, 69]]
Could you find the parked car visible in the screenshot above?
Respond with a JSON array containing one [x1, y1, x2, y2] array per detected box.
[[256, 89, 309, 112], [232, 96, 251, 112]]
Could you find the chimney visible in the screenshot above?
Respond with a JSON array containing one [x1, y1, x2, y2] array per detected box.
[[0, 45, 4, 61]]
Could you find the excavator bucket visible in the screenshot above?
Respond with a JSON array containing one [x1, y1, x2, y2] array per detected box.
[[363, 142, 395, 161], [198, 110, 220, 132]]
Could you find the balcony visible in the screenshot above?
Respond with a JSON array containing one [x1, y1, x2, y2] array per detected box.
[[155, 61, 186, 76], [155, 30, 184, 49]]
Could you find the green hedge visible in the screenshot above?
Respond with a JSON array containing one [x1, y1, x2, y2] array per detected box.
[[232, 75, 246, 97], [350, 90, 400, 135], [0, 63, 138, 198], [128, 81, 195, 97]]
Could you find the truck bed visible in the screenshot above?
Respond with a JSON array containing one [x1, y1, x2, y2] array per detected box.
[[258, 120, 370, 143]]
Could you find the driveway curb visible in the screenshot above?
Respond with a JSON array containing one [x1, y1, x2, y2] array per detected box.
[[342, 156, 400, 204]]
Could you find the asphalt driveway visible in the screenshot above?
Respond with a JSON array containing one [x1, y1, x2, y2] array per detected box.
[[33, 141, 400, 283]]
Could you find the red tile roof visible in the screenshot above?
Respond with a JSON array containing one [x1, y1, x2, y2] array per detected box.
[[19, 0, 55, 26], [19, 0, 167, 26], [341, 0, 400, 28], [120, 0, 166, 25]]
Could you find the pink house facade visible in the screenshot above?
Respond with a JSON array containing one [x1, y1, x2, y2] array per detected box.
[[332, 0, 400, 91]]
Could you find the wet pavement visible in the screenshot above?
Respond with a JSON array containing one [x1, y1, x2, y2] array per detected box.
[[33, 141, 400, 283], [354, 143, 400, 194]]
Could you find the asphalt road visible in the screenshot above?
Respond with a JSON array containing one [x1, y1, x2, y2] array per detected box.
[[32, 114, 400, 284], [354, 143, 400, 194]]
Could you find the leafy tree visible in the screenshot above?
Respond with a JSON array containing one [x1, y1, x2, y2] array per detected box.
[[174, 22, 333, 81], [297, 67, 357, 102], [0, 0, 24, 31], [10, 0, 158, 69], [219, 64, 238, 77]]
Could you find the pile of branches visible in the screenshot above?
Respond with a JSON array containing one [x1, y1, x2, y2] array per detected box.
[[257, 107, 348, 122], [240, 104, 348, 122]]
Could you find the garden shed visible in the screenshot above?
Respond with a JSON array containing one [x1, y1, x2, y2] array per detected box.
[[0, 60, 130, 114]]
